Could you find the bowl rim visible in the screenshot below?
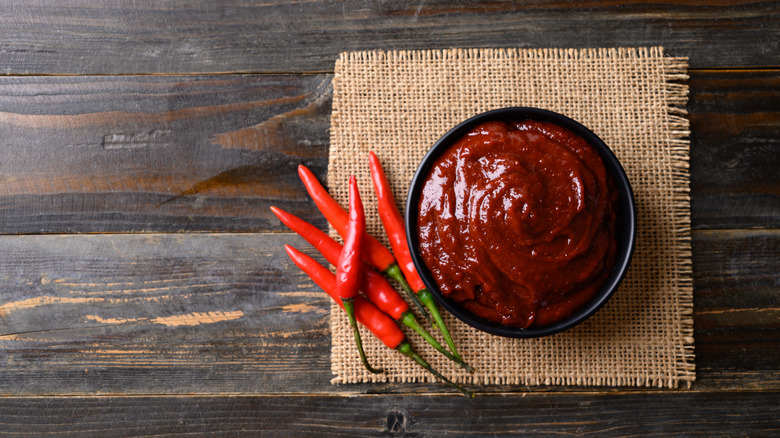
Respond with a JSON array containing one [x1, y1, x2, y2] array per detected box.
[[405, 107, 637, 338]]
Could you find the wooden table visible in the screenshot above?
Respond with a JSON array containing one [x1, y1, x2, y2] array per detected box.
[[1, 2, 778, 436]]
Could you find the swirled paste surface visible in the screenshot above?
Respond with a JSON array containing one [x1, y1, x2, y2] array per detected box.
[[417, 120, 618, 328]]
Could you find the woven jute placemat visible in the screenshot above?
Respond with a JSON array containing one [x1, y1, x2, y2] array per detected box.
[[326, 47, 694, 388]]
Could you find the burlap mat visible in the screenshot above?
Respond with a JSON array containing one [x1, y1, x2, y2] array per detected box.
[[326, 47, 694, 388]]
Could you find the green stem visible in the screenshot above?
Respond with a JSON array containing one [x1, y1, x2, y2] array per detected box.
[[396, 341, 473, 398], [384, 264, 431, 323], [399, 311, 475, 374], [343, 298, 383, 374], [418, 288, 463, 363]]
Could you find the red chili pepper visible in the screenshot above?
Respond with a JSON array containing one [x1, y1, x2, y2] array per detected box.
[[298, 164, 431, 321], [270, 205, 475, 373], [285, 244, 473, 397], [337, 176, 381, 374], [286, 245, 403, 348], [298, 165, 394, 270], [368, 151, 465, 364], [271, 205, 407, 319], [336, 175, 364, 301], [368, 151, 426, 291]]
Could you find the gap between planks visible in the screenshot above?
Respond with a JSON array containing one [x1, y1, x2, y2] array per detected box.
[[2, 66, 779, 79]]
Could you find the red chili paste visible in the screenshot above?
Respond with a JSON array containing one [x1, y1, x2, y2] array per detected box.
[[417, 120, 618, 328]]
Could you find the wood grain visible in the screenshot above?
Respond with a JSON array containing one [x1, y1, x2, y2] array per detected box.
[[692, 229, 780, 390], [1, 1, 778, 75], [0, 70, 777, 234], [0, 392, 777, 437], [0, 233, 333, 395], [688, 69, 780, 230], [0, 74, 332, 233], [0, 1, 778, 435], [0, 229, 777, 395]]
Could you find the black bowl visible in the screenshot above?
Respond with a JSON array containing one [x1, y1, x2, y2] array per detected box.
[[405, 107, 637, 338]]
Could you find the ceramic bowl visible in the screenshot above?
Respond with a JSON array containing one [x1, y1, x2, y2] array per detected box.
[[405, 107, 637, 338]]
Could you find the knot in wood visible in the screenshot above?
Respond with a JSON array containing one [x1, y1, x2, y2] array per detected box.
[[384, 408, 407, 435]]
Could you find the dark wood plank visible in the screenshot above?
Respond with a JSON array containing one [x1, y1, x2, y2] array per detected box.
[[0, 229, 777, 395], [0, 232, 333, 395], [0, 1, 776, 435], [0, 74, 332, 234], [0, 392, 777, 437], [1, 1, 778, 75], [688, 69, 780, 230], [692, 229, 780, 390], [1, 69, 778, 234]]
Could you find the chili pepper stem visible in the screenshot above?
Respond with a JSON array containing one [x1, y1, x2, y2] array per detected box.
[[384, 263, 431, 323], [399, 311, 475, 374], [417, 288, 464, 363], [343, 298, 383, 374], [396, 341, 473, 398]]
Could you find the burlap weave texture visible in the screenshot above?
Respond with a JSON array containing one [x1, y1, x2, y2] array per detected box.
[[327, 47, 694, 388]]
